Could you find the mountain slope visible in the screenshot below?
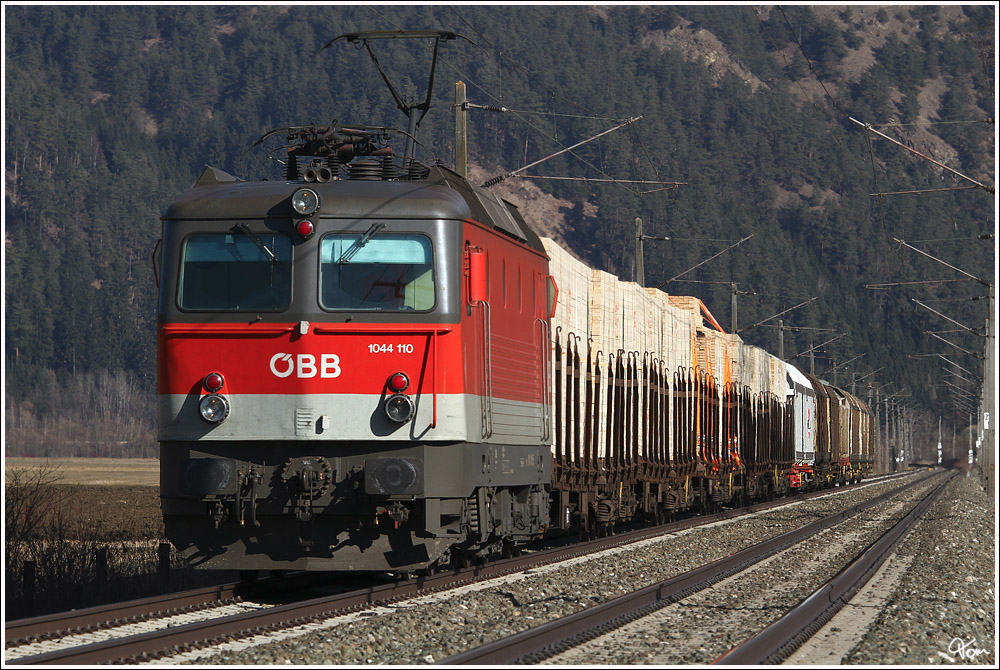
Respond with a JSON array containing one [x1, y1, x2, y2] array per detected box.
[[4, 5, 994, 455]]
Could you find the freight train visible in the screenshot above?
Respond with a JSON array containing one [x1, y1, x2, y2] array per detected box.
[[156, 33, 876, 574], [156, 138, 875, 573]]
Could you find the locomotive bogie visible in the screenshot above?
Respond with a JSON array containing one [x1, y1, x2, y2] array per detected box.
[[161, 440, 551, 570]]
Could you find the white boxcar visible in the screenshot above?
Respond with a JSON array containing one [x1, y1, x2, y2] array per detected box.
[[787, 363, 816, 464]]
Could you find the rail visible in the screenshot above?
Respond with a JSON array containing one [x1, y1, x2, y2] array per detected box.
[[441, 471, 942, 664], [712, 470, 957, 664]]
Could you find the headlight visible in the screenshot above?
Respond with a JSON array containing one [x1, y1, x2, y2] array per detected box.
[[385, 394, 415, 423], [199, 394, 230, 423], [292, 188, 319, 215]]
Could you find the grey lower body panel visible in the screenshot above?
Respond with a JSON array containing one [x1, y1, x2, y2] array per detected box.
[[160, 439, 551, 572]]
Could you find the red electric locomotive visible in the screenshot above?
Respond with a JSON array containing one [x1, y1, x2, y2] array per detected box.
[[158, 133, 555, 572]]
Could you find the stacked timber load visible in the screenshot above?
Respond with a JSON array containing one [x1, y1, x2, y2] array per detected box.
[[722, 332, 743, 388], [587, 268, 621, 460], [542, 236, 806, 477], [742, 344, 784, 399], [750, 347, 765, 397], [622, 282, 660, 465], [645, 289, 693, 377], [703, 328, 730, 384], [542, 239, 589, 337], [742, 345, 762, 397], [589, 269, 624, 356], [643, 288, 671, 366], [861, 395, 874, 464], [770, 354, 790, 400], [621, 281, 657, 357], [666, 295, 702, 377], [694, 331, 710, 376], [826, 385, 845, 465], [541, 239, 591, 463], [665, 295, 730, 382], [538, 236, 877, 511], [666, 295, 702, 324]]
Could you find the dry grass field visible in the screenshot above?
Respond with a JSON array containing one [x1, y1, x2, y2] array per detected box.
[[5, 457, 159, 485]]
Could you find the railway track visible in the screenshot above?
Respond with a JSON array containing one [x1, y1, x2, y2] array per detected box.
[[439, 470, 952, 665], [713, 470, 955, 665], [4, 471, 919, 665]]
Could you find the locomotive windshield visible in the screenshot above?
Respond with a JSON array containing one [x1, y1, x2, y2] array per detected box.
[[178, 232, 292, 311], [319, 233, 435, 311]]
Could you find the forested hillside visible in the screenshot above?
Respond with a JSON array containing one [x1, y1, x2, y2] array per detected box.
[[4, 5, 995, 457]]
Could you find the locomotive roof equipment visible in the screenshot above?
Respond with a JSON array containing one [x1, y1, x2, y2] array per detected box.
[[317, 29, 472, 162]]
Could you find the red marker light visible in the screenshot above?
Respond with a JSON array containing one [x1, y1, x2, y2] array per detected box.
[[296, 220, 315, 238], [388, 372, 409, 392], [204, 372, 224, 393]]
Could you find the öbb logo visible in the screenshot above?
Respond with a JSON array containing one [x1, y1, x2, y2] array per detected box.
[[269, 353, 342, 378]]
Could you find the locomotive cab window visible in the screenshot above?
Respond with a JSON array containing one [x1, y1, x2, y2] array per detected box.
[[319, 233, 435, 311], [178, 232, 292, 311]]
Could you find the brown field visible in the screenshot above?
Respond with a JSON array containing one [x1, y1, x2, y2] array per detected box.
[[5, 458, 163, 540], [4, 457, 159, 486], [57, 484, 165, 539]]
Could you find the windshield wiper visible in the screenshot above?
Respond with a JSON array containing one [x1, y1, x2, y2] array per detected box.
[[339, 223, 386, 264], [233, 223, 279, 264]]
